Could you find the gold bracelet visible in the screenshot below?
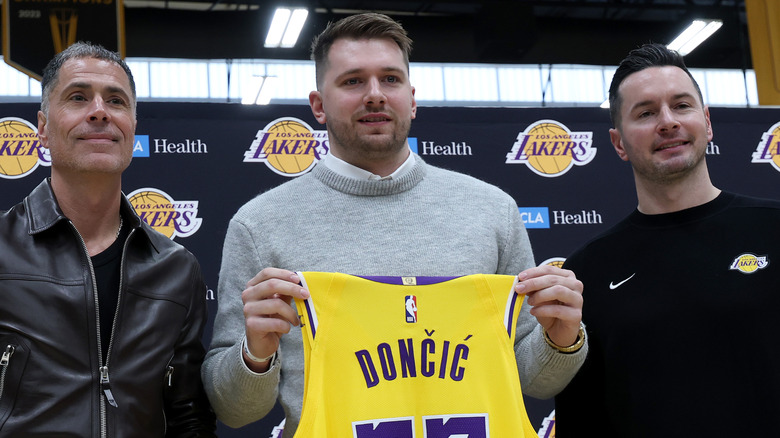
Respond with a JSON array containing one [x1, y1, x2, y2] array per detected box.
[[542, 323, 586, 353]]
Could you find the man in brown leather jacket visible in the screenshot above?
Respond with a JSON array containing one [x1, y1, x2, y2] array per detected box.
[[0, 42, 216, 437]]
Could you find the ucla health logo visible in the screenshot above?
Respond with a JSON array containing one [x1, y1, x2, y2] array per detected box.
[[127, 188, 202, 239], [244, 117, 329, 177], [133, 135, 150, 157], [0, 117, 50, 179], [729, 253, 769, 274], [751, 121, 780, 172], [519, 207, 550, 229], [506, 120, 596, 177]]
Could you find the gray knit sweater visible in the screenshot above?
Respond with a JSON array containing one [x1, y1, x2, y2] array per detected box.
[[202, 155, 586, 436]]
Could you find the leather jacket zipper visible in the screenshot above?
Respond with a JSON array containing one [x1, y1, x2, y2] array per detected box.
[[99, 366, 118, 407], [101, 223, 133, 409], [0, 345, 15, 401], [165, 365, 174, 387], [71, 223, 108, 438], [70, 220, 134, 438], [163, 359, 174, 434]]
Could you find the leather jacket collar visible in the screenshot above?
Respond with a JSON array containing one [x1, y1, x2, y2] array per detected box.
[[23, 178, 158, 253]]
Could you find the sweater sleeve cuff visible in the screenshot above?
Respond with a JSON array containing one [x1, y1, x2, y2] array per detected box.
[[237, 341, 280, 376], [522, 324, 588, 399]]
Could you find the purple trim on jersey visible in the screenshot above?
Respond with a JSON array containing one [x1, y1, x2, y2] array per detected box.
[[303, 299, 317, 339], [356, 275, 462, 285], [506, 292, 519, 338]]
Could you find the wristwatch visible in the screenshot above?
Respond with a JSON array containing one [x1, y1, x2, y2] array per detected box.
[[542, 323, 586, 353]]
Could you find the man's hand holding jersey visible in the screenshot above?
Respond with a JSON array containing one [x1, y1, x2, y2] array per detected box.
[[241, 268, 309, 373], [240, 265, 584, 373], [515, 266, 584, 350]]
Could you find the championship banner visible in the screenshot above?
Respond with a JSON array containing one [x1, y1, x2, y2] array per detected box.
[[2, 0, 125, 80]]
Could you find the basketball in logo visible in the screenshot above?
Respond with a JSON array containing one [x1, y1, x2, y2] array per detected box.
[[751, 121, 780, 173], [525, 123, 574, 175], [729, 253, 769, 274], [127, 187, 202, 240], [0, 117, 48, 179], [505, 119, 596, 177], [263, 119, 318, 175], [244, 117, 328, 177], [770, 124, 780, 170], [539, 257, 566, 269], [128, 190, 178, 238]]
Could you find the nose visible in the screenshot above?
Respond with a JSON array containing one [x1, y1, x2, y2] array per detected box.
[[656, 106, 679, 133], [363, 77, 386, 106], [87, 98, 110, 122]]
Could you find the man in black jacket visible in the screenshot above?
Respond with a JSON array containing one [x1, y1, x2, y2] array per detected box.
[[0, 42, 216, 437]]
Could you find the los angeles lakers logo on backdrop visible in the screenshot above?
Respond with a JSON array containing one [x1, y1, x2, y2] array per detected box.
[[0, 117, 50, 179], [127, 188, 202, 239], [506, 120, 596, 177], [539, 257, 566, 268], [244, 117, 329, 177], [751, 121, 780, 173], [537, 410, 556, 438]]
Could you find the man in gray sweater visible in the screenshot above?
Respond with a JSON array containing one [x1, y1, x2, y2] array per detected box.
[[202, 13, 587, 437]]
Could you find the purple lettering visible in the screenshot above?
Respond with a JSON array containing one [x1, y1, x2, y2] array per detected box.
[[760, 135, 776, 160], [513, 135, 530, 160], [450, 344, 468, 381], [163, 210, 181, 228], [355, 350, 379, 388], [377, 343, 397, 381], [421, 338, 435, 377], [251, 132, 270, 159], [438, 341, 450, 379], [397, 338, 417, 378], [425, 415, 488, 438], [354, 419, 414, 438]]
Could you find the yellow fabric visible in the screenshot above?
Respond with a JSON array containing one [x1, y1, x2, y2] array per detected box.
[[293, 272, 538, 438]]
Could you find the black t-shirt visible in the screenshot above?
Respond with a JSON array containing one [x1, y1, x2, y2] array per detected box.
[[556, 192, 780, 436], [90, 217, 129, 362]]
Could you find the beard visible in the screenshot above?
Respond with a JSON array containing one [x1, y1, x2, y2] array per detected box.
[[630, 139, 708, 184], [326, 115, 412, 161]]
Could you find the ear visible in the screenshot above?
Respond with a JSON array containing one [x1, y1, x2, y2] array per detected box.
[[309, 91, 326, 125], [703, 105, 713, 142], [410, 86, 417, 120], [609, 127, 630, 162], [37, 110, 49, 147]]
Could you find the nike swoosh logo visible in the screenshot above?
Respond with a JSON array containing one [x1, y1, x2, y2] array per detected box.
[[609, 273, 635, 290]]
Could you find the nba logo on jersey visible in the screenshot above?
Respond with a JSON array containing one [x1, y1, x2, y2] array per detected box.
[[405, 295, 418, 323]]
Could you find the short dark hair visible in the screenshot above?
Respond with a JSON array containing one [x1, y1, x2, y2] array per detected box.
[[608, 43, 703, 128], [41, 41, 136, 115], [310, 13, 413, 89]]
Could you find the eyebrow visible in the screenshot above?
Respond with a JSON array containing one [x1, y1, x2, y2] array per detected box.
[[63, 81, 130, 98], [336, 66, 407, 79], [629, 92, 697, 111]]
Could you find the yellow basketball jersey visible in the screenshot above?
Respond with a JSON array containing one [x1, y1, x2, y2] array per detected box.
[[293, 272, 538, 438]]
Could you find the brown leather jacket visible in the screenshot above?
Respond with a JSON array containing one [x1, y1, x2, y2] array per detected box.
[[0, 179, 216, 437]]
